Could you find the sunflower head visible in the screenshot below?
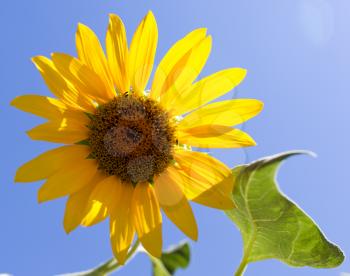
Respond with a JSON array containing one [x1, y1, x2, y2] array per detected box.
[[12, 11, 263, 264], [87, 94, 176, 184]]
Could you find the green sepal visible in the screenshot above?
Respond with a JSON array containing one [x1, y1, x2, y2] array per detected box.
[[96, 104, 104, 111], [76, 139, 91, 146], [86, 152, 95, 159], [84, 112, 96, 121]]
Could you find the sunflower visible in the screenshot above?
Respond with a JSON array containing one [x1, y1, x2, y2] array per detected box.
[[12, 11, 263, 263]]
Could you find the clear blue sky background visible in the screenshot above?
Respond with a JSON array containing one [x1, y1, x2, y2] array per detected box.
[[1, 0, 349, 275]]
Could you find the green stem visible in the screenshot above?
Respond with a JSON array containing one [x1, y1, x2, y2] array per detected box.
[[234, 233, 255, 276], [65, 240, 141, 276], [234, 255, 248, 276]]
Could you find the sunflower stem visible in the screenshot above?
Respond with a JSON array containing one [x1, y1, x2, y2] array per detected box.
[[97, 240, 141, 275], [60, 240, 141, 276], [234, 257, 248, 276]]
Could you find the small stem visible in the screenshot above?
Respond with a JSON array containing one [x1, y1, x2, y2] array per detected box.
[[65, 240, 141, 276], [234, 235, 255, 276], [234, 255, 248, 276], [95, 239, 140, 275]]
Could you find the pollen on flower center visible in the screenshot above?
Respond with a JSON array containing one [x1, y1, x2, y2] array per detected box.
[[88, 94, 175, 184]]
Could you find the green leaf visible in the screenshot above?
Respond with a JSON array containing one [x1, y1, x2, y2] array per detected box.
[[225, 151, 344, 274], [151, 242, 191, 276]]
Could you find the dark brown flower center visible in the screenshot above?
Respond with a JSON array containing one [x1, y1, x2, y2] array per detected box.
[[87, 95, 175, 184]]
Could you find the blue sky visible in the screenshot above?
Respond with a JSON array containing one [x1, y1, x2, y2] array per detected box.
[[1, 0, 349, 275]]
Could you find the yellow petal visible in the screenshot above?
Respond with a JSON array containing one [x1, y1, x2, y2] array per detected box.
[[129, 11, 158, 95], [51, 53, 114, 102], [76, 23, 114, 94], [177, 125, 256, 148], [15, 145, 90, 182], [159, 36, 212, 107], [88, 175, 122, 208], [167, 68, 247, 116], [32, 56, 95, 112], [188, 177, 235, 210], [106, 14, 130, 94], [150, 28, 207, 100], [132, 182, 162, 257], [178, 99, 263, 129], [79, 173, 112, 227], [63, 171, 107, 233], [109, 183, 135, 264], [11, 95, 67, 120], [38, 159, 98, 203], [64, 184, 94, 233], [27, 116, 89, 144], [81, 201, 108, 227], [172, 151, 235, 210], [158, 37, 211, 105], [175, 149, 231, 184], [155, 172, 198, 240], [11, 94, 87, 124]]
